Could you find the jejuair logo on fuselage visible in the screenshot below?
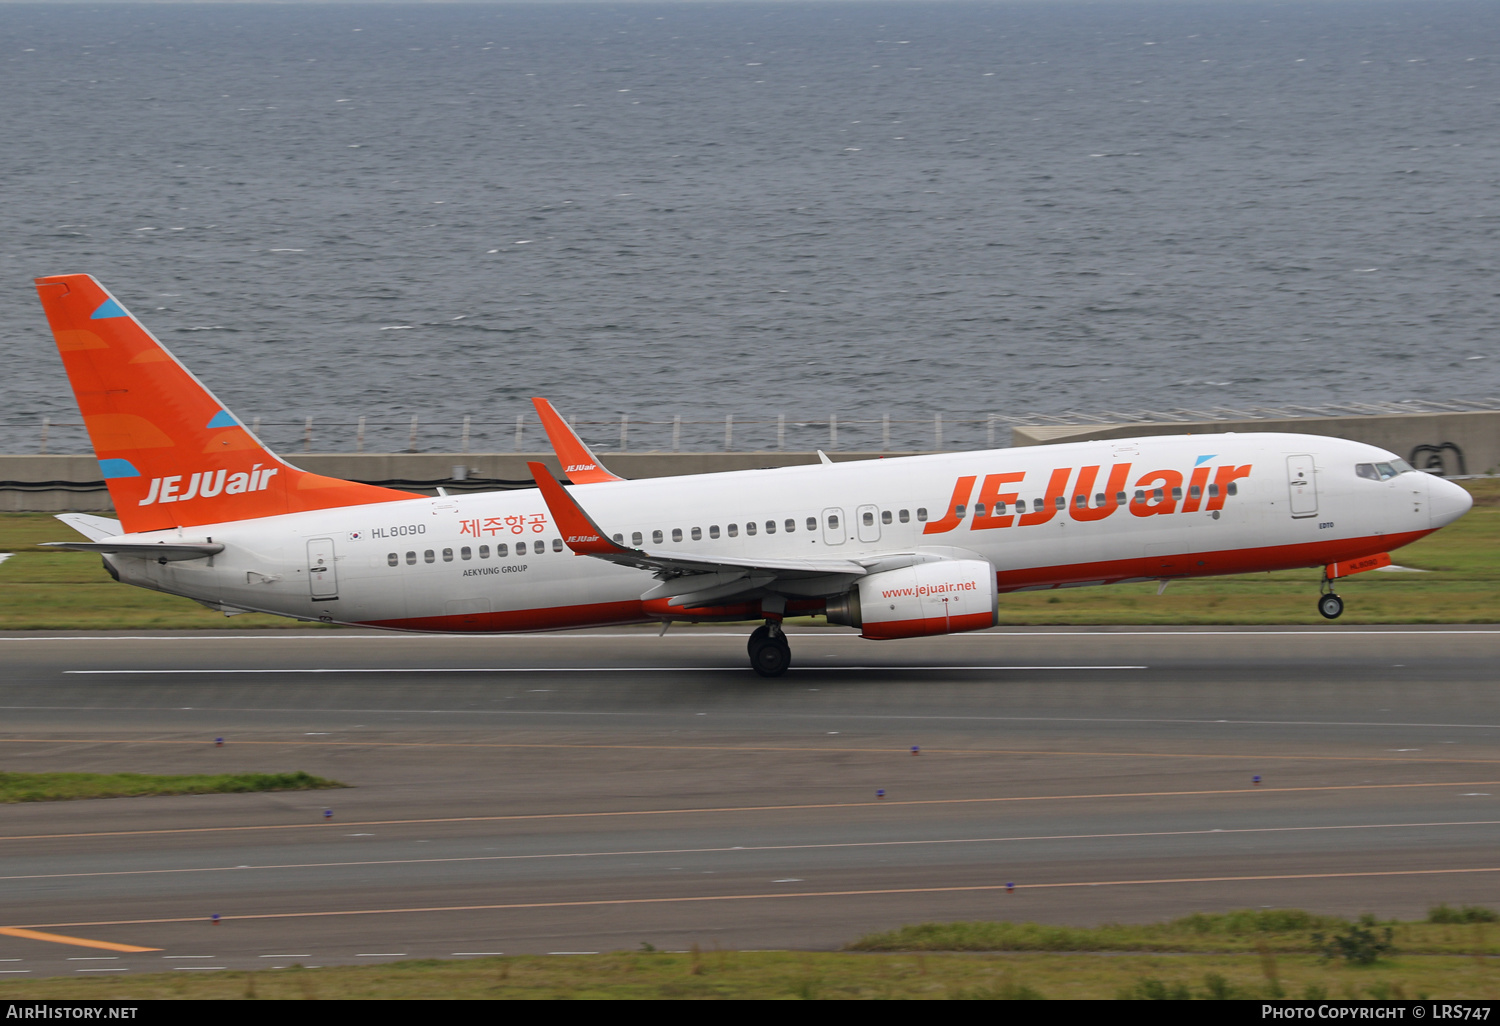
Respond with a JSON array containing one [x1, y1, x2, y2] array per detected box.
[[137, 464, 281, 506], [922, 460, 1253, 535]]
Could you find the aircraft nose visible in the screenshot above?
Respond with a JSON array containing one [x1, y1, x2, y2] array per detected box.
[[1427, 473, 1473, 529]]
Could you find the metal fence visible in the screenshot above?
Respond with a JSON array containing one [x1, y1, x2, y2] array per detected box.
[[19, 397, 1500, 456]]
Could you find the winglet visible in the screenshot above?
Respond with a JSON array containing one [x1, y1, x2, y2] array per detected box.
[[527, 462, 631, 556], [531, 398, 623, 484]]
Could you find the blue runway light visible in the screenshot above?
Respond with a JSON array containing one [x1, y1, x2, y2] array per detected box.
[[876, 789, 885, 799], [911, 745, 920, 755], [323, 808, 333, 820], [211, 913, 221, 925], [214, 737, 224, 747], [1006, 882, 1015, 894], [1253, 775, 1261, 786]]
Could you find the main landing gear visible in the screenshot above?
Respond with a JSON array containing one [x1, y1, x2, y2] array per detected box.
[[1318, 578, 1345, 620], [748, 621, 791, 677]]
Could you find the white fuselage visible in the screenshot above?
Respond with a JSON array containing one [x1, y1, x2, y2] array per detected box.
[[102, 433, 1469, 634]]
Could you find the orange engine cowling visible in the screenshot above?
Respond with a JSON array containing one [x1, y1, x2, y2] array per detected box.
[[825, 559, 998, 640]]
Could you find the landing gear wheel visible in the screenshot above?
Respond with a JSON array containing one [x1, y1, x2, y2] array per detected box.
[[1318, 593, 1344, 620], [748, 622, 791, 677]]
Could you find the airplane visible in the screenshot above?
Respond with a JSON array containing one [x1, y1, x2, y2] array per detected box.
[[34, 274, 1474, 676]]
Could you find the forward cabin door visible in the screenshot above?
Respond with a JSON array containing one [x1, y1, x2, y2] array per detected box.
[[1287, 455, 1318, 518], [307, 538, 339, 601]]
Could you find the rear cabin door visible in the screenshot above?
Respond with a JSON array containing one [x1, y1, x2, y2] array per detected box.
[[307, 538, 339, 601], [1287, 455, 1318, 518]]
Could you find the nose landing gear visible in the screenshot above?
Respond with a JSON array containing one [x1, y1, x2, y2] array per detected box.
[[1318, 577, 1344, 620], [748, 621, 791, 677]]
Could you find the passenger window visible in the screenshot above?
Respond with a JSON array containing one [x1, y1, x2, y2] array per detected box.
[[1034, 499, 1045, 512], [497, 543, 509, 557], [785, 519, 796, 533], [671, 528, 682, 543], [746, 521, 757, 536], [612, 533, 623, 544], [406, 551, 416, 565], [765, 520, 776, 534], [442, 548, 454, 562], [1116, 492, 1127, 504], [479, 545, 490, 558], [424, 549, 435, 563], [460, 546, 472, 560], [1074, 495, 1086, 508], [1208, 484, 1220, 498], [552, 538, 563, 552], [1153, 489, 1164, 502], [1095, 493, 1106, 506], [916, 508, 927, 522], [710, 525, 720, 539], [881, 510, 892, 525], [1227, 483, 1238, 496], [632, 532, 643, 546], [899, 509, 910, 523], [653, 530, 664, 544], [1189, 486, 1201, 499], [1054, 496, 1066, 510], [728, 524, 739, 538], [807, 517, 817, 531], [1170, 487, 1182, 502], [973, 503, 986, 517], [955, 505, 966, 519], [996, 501, 1007, 514], [513, 541, 525, 555], [691, 527, 702, 541], [387, 552, 398, 566]]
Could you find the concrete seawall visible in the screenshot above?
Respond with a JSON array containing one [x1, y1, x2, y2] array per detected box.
[[0, 451, 926, 513], [5, 409, 1495, 513], [1011, 409, 1499, 478]]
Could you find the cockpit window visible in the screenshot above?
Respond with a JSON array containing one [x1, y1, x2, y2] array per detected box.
[[1357, 462, 1407, 481]]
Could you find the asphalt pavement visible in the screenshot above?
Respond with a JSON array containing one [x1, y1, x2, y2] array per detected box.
[[1, 625, 1496, 978]]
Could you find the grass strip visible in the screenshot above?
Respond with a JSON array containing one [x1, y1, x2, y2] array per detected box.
[[848, 909, 1500, 956], [0, 771, 344, 803], [3, 480, 1500, 628], [0, 950, 1495, 1000]]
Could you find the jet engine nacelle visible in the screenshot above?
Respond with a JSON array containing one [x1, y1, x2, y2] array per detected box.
[[825, 559, 998, 640]]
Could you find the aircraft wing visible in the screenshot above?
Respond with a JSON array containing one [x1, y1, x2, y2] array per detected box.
[[531, 398, 624, 484], [527, 462, 868, 600]]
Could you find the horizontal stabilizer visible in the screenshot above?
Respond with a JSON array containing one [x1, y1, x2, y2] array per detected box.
[[54, 513, 122, 541], [40, 540, 224, 562]]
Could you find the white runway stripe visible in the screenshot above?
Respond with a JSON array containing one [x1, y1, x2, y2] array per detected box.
[[3, 820, 1494, 883], [64, 665, 1148, 675]]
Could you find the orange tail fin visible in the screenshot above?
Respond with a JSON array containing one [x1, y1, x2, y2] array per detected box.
[[35, 274, 420, 534]]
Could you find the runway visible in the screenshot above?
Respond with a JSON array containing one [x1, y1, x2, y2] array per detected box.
[[1, 625, 1497, 979]]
